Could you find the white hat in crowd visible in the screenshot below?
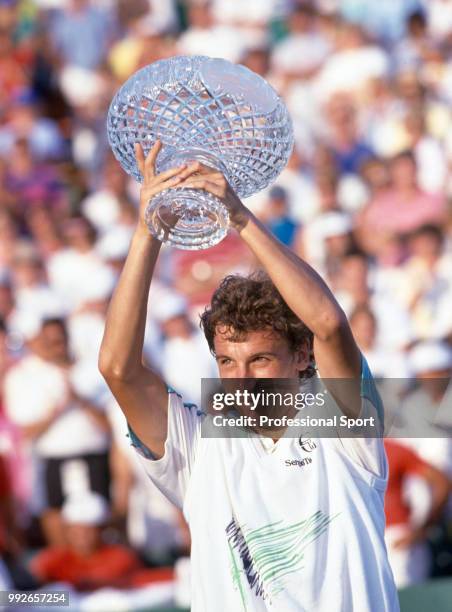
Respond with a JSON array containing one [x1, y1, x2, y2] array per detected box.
[[62, 491, 110, 526], [152, 290, 188, 323], [409, 341, 452, 375]]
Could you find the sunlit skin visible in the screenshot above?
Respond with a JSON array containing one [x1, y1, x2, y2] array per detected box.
[[213, 328, 311, 440], [214, 328, 309, 379]]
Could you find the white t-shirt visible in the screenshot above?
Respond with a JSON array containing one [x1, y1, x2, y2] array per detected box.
[[4, 354, 109, 458], [130, 360, 399, 611]]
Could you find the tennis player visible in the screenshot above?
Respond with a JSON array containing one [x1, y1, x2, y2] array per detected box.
[[99, 141, 399, 611]]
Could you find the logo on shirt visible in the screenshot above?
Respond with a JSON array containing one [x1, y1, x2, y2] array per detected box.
[[285, 457, 312, 467], [298, 435, 317, 453]]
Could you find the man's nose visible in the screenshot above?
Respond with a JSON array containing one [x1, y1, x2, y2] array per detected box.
[[234, 363, 253, 379]]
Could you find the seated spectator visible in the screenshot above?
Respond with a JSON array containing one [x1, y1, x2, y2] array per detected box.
[[3, 139, 66, 221], [261, 186, 299, 248], [323, 94, 374, 174], [30, 492, 145, 591], [384, 439, 449, 588], [357, 151, 446, 259], [48, 0, 116, 71], [46, 216, 112, 310], [401, 225, 452, 341], [152, 290, 217, 406], [350, 305, 410, 378], [403, 109, 447, 194], [3, 317, 111, 546], [395, 10, 440, 72], [314, 21, 390, 101], [335, 250, 414, 353], [271, 3, 330, 80], [177, 0, 245, 63], [394, 341, 452, 483], [9, 243, 66, 324]]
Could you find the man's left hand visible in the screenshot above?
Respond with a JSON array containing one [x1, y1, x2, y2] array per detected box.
[[175, 162, 252, 231]]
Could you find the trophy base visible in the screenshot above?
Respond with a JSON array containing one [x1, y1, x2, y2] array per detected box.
[[145, 187, 229, 250]]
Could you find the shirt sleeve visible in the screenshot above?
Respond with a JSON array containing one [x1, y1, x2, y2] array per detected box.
[[332, 355, 387, 482], [127, 387, 204, 509]]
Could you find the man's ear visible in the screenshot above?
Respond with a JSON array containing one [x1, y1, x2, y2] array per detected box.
[[293, 342, 311, 372]]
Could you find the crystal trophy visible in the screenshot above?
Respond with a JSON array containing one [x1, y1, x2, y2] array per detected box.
[[107, 56, 293, 250]]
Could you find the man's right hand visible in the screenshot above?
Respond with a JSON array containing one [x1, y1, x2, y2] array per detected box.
[[135, 140, 187, 235]]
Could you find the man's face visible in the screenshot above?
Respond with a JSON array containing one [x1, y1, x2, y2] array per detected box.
[[213, 328, 309, 379]]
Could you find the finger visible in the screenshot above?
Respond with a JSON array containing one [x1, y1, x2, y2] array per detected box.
[[178, 178, 224, 198], [145, 139, 162, 179], [190, 162, 215, 174], [177, 162, 210, 181], [155, 165, 187, 183], [141, 174, 185, 199], [135, 143, 146, 176], [177, 162, 221, 179]]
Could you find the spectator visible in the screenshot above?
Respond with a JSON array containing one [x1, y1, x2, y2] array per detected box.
[[323, 94, 374, 174], [350, 305, 410, 378], [384, 439, 449, 588], [261, 186, 298, 247], [48, 0, 116, 70], [153, 291, 217, 405], [46, 217, 111, 310], [29, 492, 141, 590], [177, 0, 245, 63], [395, 341, 452, 483], [335, 250, 414, 353], [271, 3, 330, 80], [3, 317, 111, 545], [357, 151, 446, 259], [3, 139, 66, 222], [400, 225, 452, 340]]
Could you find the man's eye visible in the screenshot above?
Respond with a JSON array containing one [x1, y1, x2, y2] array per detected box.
[[254, 356, 269, 362], [219, 358, 231, 365]]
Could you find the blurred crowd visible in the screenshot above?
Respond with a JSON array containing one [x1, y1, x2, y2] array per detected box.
[[0, 0, 451, 605]]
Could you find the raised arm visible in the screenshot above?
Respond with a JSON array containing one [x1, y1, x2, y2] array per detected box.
[[99, 141, 188, 458], [179, 167, 362, 411]]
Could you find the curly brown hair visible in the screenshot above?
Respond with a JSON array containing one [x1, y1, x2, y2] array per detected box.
[[200, 272, 315, 378]]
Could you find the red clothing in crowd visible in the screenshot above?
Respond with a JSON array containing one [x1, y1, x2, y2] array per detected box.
[[31, 545, 142, 591], [0, 454, 11, 553], [384, 440, 429, 527]]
